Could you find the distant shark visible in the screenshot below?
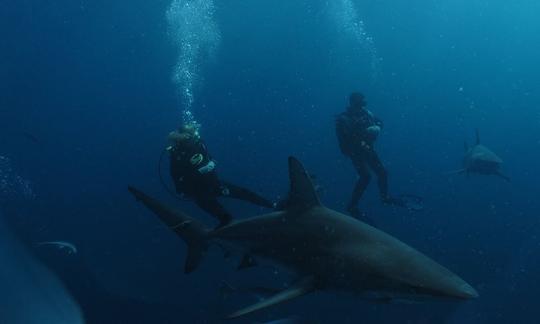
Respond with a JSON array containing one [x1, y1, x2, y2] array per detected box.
[[451, 130, 509, 181], [128, 157, 478, 319]]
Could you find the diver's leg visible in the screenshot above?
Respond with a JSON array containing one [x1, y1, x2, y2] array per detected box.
[[194, 196, 232, 228], [221, 182, 274, 209], [366, 149, 389, 201], [348, 156, 371, 214], [367, 150, 405, 207]]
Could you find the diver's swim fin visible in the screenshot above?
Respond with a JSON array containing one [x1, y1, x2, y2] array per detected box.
[[348, 206, 377, 227], [383, 194, 423, 212], [399, 194, 424, 212]]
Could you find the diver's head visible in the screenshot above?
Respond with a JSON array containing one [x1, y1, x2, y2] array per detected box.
[[168, 122, 201, 144], [348, 92, 366, 113]]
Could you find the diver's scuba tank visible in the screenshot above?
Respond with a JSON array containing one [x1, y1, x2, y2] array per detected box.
[[158, 146, 188, 200]]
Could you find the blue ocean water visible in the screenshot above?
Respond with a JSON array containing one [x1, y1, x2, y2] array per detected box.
[[1, 0, 540, 323]]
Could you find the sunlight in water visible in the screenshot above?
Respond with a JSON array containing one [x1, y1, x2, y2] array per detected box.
[[166, 0, 221, 125]]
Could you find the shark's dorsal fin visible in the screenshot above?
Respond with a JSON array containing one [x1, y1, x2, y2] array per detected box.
[[227, 277, 316, 319], [475, 129, 480, 145], [287, 157, 321, 211]]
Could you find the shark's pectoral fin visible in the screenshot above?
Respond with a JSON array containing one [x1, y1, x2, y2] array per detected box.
[[226, 277, 316, 319], [496, 172, 510, 182], [185, 247, 204, 274], [237, 254, 258, 270]]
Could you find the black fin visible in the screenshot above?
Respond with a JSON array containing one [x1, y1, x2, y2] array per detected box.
[[287, 157, 321, 212], [237, 254, 258, 270], [185, 247, 204, 274]]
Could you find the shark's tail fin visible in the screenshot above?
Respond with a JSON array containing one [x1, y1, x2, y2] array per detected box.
[[128, 186, 208, 274], [445, 169, 466, 176]]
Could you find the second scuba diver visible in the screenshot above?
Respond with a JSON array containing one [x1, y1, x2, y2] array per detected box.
[[336, 92, 419, 219], [168, 123, 275, 228]]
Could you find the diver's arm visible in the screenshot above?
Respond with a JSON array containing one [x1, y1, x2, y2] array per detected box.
[[197, 141, 212, 162], [360, 110, 381, 139]]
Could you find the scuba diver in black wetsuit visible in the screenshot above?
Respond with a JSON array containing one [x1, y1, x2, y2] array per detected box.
[[168, 123, 275, 228], [336, 92, 419, 219]]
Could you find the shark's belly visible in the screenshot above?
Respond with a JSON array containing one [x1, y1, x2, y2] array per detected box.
[[469, 159, 499, 172], [327, 241, 476, 299], [214, 210, 476, 300]]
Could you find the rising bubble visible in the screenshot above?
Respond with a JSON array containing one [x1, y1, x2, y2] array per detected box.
[[166, 0, 221, 125]]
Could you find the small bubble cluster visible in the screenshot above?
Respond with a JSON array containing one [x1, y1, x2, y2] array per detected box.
[[0, 155, 35, 202]]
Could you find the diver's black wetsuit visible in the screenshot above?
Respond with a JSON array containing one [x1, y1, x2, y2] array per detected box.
[[336, 107, 398, 211], [169, 137, 273, 227]]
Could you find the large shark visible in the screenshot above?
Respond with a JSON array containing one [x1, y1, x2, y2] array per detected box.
[[128, 157, 478, 318], [453, 130, 509, 181]]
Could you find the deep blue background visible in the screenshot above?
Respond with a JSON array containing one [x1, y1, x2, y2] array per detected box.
[[1, 0, 540, 323]]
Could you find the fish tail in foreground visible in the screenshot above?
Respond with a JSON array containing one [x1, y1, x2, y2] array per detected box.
[[128, 186, 209, 273]]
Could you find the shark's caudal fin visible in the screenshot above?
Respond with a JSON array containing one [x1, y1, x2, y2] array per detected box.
[[226, 277, 316, 319], [496, 172, 511, 182], [128, 186, 208, 274], [475, 129, 481, 145], [446, 169, 466, 176], [287, 157, 321, 212]]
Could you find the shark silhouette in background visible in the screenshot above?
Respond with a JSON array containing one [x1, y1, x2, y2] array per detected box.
[[451, 129, 509, 181]]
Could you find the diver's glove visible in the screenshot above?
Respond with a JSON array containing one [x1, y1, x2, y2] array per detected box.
[[197, 160, 216, 174], [366, 125, 381, 141]]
